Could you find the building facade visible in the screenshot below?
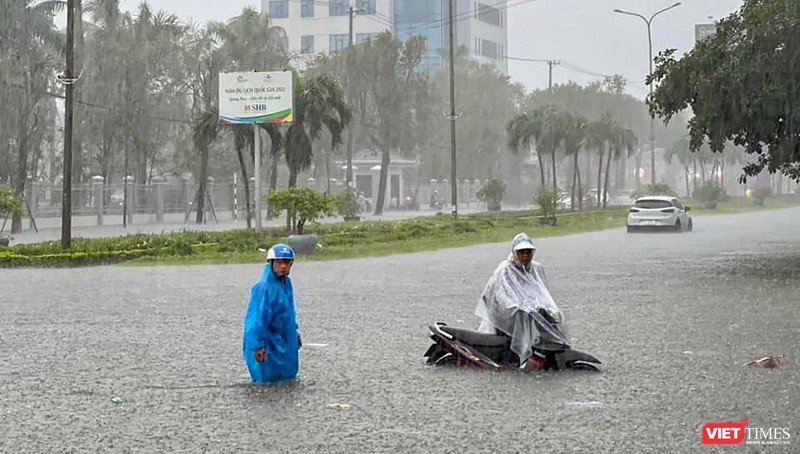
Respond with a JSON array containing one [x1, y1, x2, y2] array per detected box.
[[261, 0, 508, 74]]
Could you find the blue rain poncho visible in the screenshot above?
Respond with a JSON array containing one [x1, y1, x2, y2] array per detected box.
[[242, 262, 299, 383]]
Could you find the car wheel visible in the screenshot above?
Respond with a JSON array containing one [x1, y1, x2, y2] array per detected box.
[[674, 219, 682, 233], [627, 226, 635, 233], [687, 219, 693, 232]]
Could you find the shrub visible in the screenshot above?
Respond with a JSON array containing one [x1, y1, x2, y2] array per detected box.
[[267, 187, 334, 234], [693, 182, 725, 203], [630, 184, 677, 200], [536, 188, 560, 219], [0, 186, 24, 218], [476, 179, 505, 211]]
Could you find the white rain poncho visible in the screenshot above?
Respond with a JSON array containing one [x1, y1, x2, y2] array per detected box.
[[475, 242, 568, 361]]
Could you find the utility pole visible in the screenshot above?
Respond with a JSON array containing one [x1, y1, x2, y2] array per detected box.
[[503, 55, 560, 90], [547, 60, 561, 90], [62, 0, 76, 249], [448, 0, 458, 218], [345, 6, 362, 189]]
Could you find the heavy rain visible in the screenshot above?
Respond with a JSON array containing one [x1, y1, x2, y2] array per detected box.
[[1, 0, 798, 451]]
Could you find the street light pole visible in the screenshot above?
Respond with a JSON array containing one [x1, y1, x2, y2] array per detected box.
[[62, 0, 76, 249], [614, 2, 681, 186], [448, 0, 458, 218], [345, 6, 363, 190]]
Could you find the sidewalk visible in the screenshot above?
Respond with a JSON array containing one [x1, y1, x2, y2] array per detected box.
[[7, 205, 534, 245]]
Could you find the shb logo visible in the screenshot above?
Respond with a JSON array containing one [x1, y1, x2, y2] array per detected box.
[[244, 104, 269, 113], [702, 419, 748, 444]]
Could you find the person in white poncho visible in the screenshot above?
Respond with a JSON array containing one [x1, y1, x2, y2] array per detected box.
[[475, 232, 566, 369]]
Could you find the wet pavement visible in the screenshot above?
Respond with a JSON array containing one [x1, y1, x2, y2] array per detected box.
[[1, 207, 798, 453]]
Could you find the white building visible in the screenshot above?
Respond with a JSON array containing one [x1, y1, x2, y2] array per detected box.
[[261, 0, 509, 75]]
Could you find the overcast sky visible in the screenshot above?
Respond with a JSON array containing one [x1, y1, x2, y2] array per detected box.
[[56, 0, 744, 98]]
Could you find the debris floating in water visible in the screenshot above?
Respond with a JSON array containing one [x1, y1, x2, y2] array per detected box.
[[564, 401, 605, 408], [329, 403, 351, 410], [111, 396, 125, 405], [744, 355, 787, 369]]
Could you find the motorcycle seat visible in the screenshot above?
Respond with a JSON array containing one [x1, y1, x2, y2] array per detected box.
[[439, 325, 510, 347]]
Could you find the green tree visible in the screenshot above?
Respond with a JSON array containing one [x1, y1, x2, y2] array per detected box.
[[0, 0, 63, 233], [648, 0, 800, 182]]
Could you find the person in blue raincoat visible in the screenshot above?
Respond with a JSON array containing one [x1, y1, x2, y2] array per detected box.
[[243, 244, 302, 383]]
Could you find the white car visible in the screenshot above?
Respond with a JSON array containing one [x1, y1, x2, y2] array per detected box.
[[627, 196, 693, 233]]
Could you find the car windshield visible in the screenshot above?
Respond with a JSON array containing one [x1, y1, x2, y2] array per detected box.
[[634, 199, 672, 209]]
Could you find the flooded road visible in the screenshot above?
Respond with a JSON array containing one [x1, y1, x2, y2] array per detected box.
[[2, 207, 798, 452]]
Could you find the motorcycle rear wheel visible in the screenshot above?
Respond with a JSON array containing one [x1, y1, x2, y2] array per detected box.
[[568, 361, 600, 372]]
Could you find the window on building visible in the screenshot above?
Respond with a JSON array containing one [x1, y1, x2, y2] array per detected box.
[[480, 38, 498, 59], [356, 33, 375, 44], [268, 0, 289, 19], [357, 0, 376, 14], [329, 33, 349, 52], [477, 3, 501, 26], [301, 35, 315, 54], [329, 0, 348, 16], [301, 0, 314, 18]]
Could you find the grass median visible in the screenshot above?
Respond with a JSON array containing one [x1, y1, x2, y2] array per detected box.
[[1, 195, 798, 268]]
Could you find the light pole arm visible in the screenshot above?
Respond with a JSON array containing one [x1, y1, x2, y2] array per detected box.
[[613, 9, 648, 24], [649, 2, 682, 23]]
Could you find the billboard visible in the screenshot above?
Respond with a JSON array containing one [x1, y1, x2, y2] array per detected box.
[[695, 23, 717, 42], [219, 71, 293, 124]]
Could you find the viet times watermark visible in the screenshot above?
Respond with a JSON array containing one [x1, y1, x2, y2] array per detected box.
[[702, 419, 791, 445]]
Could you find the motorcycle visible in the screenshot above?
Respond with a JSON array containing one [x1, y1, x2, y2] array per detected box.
[[424, 308, 601, 372]]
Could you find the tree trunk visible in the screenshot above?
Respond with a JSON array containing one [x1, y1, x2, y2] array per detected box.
[[700, 161, 707, 184], [288, 170, 298, 188], [268, 150, 279, 219], [195, 145, 208, 224], [684, 165, 690, 197], [570, 150, 579, 211], [551, 150, 558, 192], [603, 152, 613, 209], [596, 150, 604, 207], [11, 114, 31, 234], [617, 155, 627, 191], [692, 158, 698, 194], [576, 160, 583, 210], [536, 151, 546, 190], [374, 148, 391, 215], [635, 149, 643, 187]]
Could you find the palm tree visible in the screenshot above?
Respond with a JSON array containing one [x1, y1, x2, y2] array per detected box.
[[587, 113, 615, 207], [559, 112, 588, 210], [192, 108, 219, 224], [284, 73, 351, 188], [508, 106, 561, 191], [508, 111, 545, 189], [604, 125, 637, 208]]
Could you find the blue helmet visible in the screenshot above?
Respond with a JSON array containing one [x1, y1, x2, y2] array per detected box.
[[267, 243, 295, 261]]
